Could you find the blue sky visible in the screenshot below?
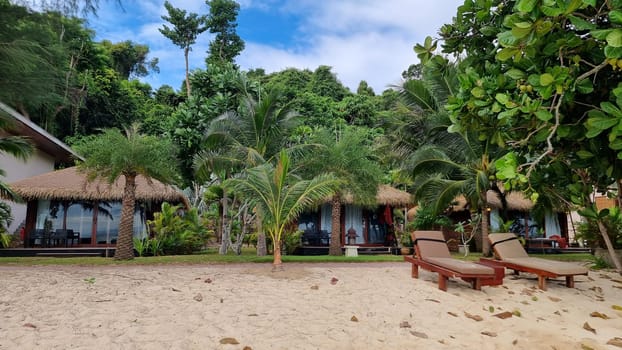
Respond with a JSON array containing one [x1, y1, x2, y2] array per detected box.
[[87, 0, 464, 93]]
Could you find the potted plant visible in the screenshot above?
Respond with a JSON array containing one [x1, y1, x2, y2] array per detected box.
[[399, 231, 412, 255], [454, 213, 480, 257]]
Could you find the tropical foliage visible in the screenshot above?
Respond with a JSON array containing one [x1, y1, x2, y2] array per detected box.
[[225, 151, 339, 268], [73, 125, 179, 260]]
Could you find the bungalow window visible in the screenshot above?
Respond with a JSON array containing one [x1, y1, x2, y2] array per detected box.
[[34, 200, 148, 246]]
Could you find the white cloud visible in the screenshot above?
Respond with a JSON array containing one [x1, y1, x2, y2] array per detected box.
[[238, 0, 463, 92], [89, 0, 463, 93]]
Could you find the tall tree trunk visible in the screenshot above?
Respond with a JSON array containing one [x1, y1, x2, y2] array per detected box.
[[481, 200, 491, 257], [329, 195, 342, 256], [219, 190, 229, 254], [184, 47, 191, 98], [597, 220, 622, 273], [272, 233, 283, 271], [115, 174, 136, 260], [255, 206, 267, 256]]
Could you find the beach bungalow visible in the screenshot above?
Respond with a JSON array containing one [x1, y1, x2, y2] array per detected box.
[[0, 101, 79, 234], [297, 185, 413, 250], [449, 190, 576, 252], [8, 166, 189, 248]]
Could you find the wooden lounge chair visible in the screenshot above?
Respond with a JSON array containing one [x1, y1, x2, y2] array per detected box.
[[483, 233, 589, 290], [404, 231, 504, 291]]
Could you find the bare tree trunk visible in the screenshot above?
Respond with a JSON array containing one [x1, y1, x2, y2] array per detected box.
[[272, 235, 283, 271], [329, 195, 342, 256], [481, 200, 491, 257], [184, 47, 191, 98], [219, 190, 229, 255], [597, 220, 622, 273], [256, 215, 267, 256], [115, 174, 136, 260]]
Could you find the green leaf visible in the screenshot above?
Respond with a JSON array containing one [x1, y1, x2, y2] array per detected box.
[[471, 87, 486, 98], [604, 45, 622, 58], [540, 73, 555, 86], [498, 108, 519, 119], [576, 150, 594, 159], [516, 0, 538, 13], [591, 29, 614, 40], [495, 153, 519, 180], [512, 25, 533, 39], [583, 0, 596, 7], [563, 0, 584, 14], [578, 206, 598, 219], [601, 101, 622, 117], [540, 6, 564, 16], [586, 110, 618, 137], [576, 79, 594, 94], [610, 138, 622, 150], [607, 29, 622, 48], [568, 15, 596, 30], [496, 48, 519, 61], [495, 93, 510, 105], [611, 10, 622, 25], [505, 68, 525, 80], [535, 110, 553, 121]]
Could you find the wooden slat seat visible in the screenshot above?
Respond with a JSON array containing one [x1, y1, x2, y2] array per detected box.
[[486, 233, 589, 290], [404, 231, 504, 291]]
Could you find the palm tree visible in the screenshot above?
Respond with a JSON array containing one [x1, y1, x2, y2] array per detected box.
[[410, 134, 502, 256], [194, 88, 302, 255], [226, 150, 338, 269], [73, 124, 179, 260], [303, 127, 383, 256], [0, 112, 34, 201], [381, 58, 458, 166]]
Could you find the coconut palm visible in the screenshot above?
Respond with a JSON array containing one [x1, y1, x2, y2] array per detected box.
[[410, 133, 502, 256], [194, 88, 303, 255], [303, 127, 383, 256], [381, 58, 458, 167], [73, 124, 179, 260], [226, 150, 338, 269], [0, 112, 34, 201]]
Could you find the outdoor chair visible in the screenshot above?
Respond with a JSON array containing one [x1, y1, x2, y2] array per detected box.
[[28, 229, 48, 247], [482, 233, 589, 290], [51, 229, 67, 247], [404, 230, 504, 291], [66, 229, 79, 246]]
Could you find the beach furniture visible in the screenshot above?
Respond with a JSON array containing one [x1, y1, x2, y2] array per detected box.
[[404, 230, 504, 291], [483, 233, 589, 290]]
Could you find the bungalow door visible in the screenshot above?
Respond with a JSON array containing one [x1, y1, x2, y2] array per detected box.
[[344, 205, 365, 244]]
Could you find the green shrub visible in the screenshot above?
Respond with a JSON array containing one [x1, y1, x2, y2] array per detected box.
[[148, 202, 211, 255], [576, 207, 622, 249], [283, 230, 302, 255]]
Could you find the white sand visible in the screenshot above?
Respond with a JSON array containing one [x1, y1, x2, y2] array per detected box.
[[0, 262, 620, 350]]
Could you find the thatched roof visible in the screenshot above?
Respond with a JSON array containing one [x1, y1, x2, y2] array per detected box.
[[487, 190, 534, 211], [342, 185, 413, 206], [451, 190, 534, 212], [8, 167, 189, 207]]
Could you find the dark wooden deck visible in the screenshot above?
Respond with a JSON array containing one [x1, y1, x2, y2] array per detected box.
[[0, 247, 115, 257], [292, 246, 400, 256]]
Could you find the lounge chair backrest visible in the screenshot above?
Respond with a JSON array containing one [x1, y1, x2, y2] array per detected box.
[[489, 233, 529, 259], [411, 230, 451, 260]]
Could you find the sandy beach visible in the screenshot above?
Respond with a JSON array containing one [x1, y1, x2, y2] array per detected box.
[[0, 262, 620, 350]]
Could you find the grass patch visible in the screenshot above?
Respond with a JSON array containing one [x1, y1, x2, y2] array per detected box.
[[0, 247, 592, 266], [0, 247, 405, 266]]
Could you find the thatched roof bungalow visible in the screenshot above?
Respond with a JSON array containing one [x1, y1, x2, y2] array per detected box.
[[9, 167, 188, 248], [299, 185, 413, 247]]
